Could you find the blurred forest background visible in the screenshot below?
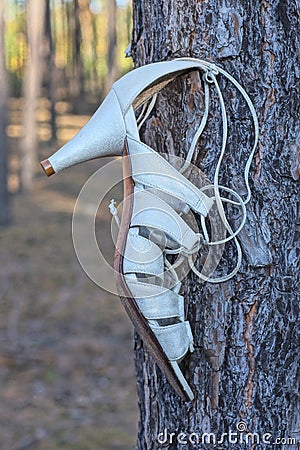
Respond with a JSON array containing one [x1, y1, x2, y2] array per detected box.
[[0, 0, 138, 449]]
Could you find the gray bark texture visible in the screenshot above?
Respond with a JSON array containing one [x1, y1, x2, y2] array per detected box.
[[0, 0, 10, 225], [130, 1, 300, 449]]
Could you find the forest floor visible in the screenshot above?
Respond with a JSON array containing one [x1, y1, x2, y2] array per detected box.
[[0, 99, 138, 450]]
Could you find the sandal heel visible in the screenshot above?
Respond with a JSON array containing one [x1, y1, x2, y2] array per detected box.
[[40, 89, 126, 176]]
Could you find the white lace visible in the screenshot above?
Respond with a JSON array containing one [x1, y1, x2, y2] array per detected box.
[[180, 60, 259, 283], [110, 60, 259, 284]]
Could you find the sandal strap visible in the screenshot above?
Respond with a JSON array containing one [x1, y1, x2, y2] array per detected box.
[[127, 136, 213, 216], [112, 59, 214, 113], [125, 278, 184, 320], [123, 229, 164, 280], [124, 106, 140, 140], [149, 322, 194, 361], [148, 188, 190, 215], [131, 189, 199, 251]]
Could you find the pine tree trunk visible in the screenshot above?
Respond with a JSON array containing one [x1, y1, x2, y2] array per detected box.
[[0, 0, 10, 226], [21, 0, 46, 191], [131, 1, 300, 448]]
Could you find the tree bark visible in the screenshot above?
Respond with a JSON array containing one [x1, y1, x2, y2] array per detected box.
[[21, 0, 46, 191], [131, 1, 300, 449], [0, 0, 10, 225]]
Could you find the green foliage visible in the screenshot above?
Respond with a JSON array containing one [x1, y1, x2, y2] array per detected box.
[[4, 0, 133, 98], [5, 1, 27, 95]]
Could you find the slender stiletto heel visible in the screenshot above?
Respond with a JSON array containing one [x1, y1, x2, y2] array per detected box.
[[41, 90, 126, 175], [40, 58, 258, 401]]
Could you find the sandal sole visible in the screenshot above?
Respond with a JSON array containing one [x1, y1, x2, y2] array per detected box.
[[114, 140, 192, 402]]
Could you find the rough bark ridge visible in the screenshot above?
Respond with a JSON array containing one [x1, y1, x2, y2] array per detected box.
[[131, 1, 300, 449]]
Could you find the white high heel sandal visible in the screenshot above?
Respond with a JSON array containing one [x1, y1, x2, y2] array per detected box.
[[41, 58, 258, 401]]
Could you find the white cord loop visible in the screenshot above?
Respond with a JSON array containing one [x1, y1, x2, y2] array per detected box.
[[134, 60, 258, 284], [183, 62, 258, 283]]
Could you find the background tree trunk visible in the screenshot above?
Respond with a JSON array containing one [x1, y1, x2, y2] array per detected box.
[[45, 0, 57, 142], [0, 0, 10, 225], [104, 0, 119, 93], [131, 1, 300, 448], [20, 0, 46, 191], [74, 0, 84, 94]]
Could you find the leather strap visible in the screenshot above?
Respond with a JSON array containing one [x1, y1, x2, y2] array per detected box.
[[112, 59, 214, 113], [127, 136, 213, 217], [131, 188, 199, 251], [124, 106, 140, 140], [125, 278, 185, 321], [149, 321, 193, 361], [148, 188, 190, 215], [123, 229, 164, 280]]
